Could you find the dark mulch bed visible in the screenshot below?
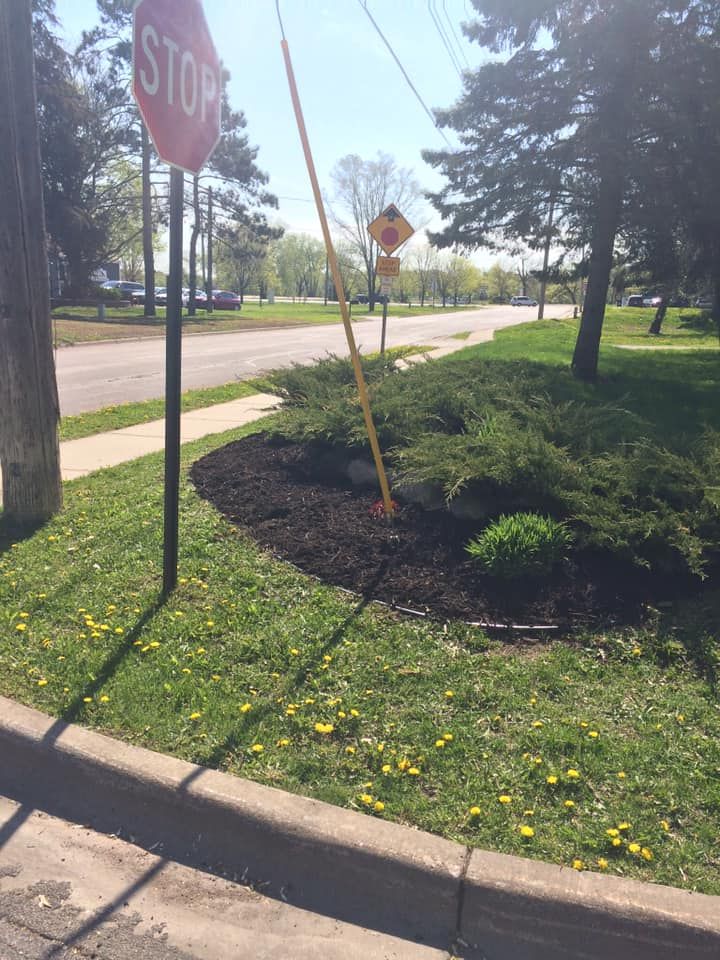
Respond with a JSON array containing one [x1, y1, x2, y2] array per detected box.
[[189, 434, 688, 631]]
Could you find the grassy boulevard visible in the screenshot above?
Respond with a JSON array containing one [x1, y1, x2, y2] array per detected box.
[[52, 300, 472, 346], [2, 308, 719, 894]]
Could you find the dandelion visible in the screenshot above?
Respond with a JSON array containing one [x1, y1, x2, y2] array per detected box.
[[531, 720, 544, 728], [469, 806, 481, 817], [345, 746, 356, 755], [519, 825, 535, 838], [350, 709, 360, 718], [628, 843, 641, 856], [240, 703, 252, 714], [660, 819, 670, 832], [206, 621, 215, 628], [359, 794, 373, 806], [314, 722, 334, 735], [114, 627, 124, 635], [588, 731, 599, 739], [99, 695, 110, 703], [377, 742, 385, 753], [641, 847, 653, 861], [211, 675, 221, 682], [566, 769, 580, 780], [337, 710, 346, 718], [524, 809, 535, 817], [572, 859, 584, 871], [435, 739, 446, 749], [381, 764, 391, 774], [618, 821, 630, 832], [397, 759, 410, 771], [564, 800, 576, 809], [606, 828, 620, 838], [15, 623, 27, 632], [251, 744, 264, 754], [445, 690, 454, 698], [579, 721, 588, 728], [676, 714, 685, 724], [189, 712, 201, 721], [597, 858, 609, 870], [443, 732, 454, 742], [407, 767, 420, 776], [83, 697, 93, 704], [546, 775, 558, 785], [286, 707, 296, 716], [498, 795, 512, 805], [611, 837, 623, 848], [373, 801, 385, 813], [37, 679, 48, 687], [323, 655, 332, 664], [289, 648, 299, 656], [617, 771, 626, 780], [631, 646, 642, 657]]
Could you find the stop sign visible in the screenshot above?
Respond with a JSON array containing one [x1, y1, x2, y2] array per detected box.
[[132, 0, 222, 175]]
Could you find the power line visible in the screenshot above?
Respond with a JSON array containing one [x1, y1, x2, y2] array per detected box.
[[428, 0, 463, 79], [357, 0, 453, 148], [442, 0, 470, 70]]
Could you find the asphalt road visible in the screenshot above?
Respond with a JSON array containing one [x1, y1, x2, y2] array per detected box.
[[55, 305, 572, 416], [0, 795, 448, 959]]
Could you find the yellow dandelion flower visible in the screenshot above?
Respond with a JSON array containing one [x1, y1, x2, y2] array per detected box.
[[240, 703, 252, 714], [189, 711, 201, 720], [498, 795, 512, 804], [606, 828, 620, 837], [443, 732, 453, 742], [564, 800, 576, 809], [99, 695, 110, 703], [660, 819, 670, 832], [588, 731, 599, 739], [407, 767, 420, 776], [566, 769, 580, 780], [15, 623, 27, 632], [251, 743, 264, 753], [611, 837, 623, 847], [181, 667, 191, 674], [114, 627, 124, 635], [469, 806, 481, 817], [519, 825, 535, 838], [289, 648, 299, 656], [397, 759, 410, 771], [628, 843, 641, 855], [618, 821, 630, 832], [314, 722, 334, 735], [37, 679, 48, 687], [531, 720, 544, 728], [381, 764, 391, 773], [579, 721, 588, 728], [83, 697, 93, 704], [373, 801, 385, 813], [631, 646, 642, 656], [546, 775, 558, 785], [617, 771, 626, 779], [445, 690, 454, 698], [359, 794, 373, 805], [572, 859, 584, 871], [350, 709, 360, 718], [640, 847, 653, 861], [597, 858, 609, 870], [435, 739, 446, 749], [345, 746, 356, 755]]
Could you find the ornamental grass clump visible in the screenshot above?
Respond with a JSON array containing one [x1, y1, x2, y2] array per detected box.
[[466, 512, 572, 579]]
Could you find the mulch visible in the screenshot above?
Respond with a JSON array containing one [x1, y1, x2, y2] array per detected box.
[[189, 434, 684, 633]]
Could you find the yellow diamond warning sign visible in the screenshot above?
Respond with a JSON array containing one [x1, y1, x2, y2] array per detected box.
[[376, 256, 400, 277], [368, 204, 414, 255]]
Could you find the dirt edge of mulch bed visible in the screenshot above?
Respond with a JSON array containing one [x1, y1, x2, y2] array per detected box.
[[189, 433, 701, 635]]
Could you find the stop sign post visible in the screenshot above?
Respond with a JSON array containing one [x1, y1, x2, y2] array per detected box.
[[132, 0, 221, 594]]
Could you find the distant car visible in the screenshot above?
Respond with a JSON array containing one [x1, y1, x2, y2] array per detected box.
[[626, 295, 645, 307], [211, 290, 242, 310], [642, 295, 663, 307], [510, 295, 538, 306], [154, 287, 167, 305], [183, 288, 207, 306], [101, 280, 145, 298], [695, 296, 713, 309]]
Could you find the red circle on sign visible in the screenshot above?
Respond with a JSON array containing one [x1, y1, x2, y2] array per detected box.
[[381, 226, 399, 247]]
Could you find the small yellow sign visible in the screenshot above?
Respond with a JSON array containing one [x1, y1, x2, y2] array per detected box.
[[368, 204, 414, 255], [376, 256, 400, 277]]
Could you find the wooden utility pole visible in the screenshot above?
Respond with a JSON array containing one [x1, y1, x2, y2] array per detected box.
[[0, 0, 62, 527]]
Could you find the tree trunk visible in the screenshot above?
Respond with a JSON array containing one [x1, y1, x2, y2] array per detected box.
[[187, 176, 200, 317], [141, 125, 156, 317], [571, 163, 624, 381], [648, 297, 668, 335], [0, 0, 62, 527], [205, 187, 213, 313]]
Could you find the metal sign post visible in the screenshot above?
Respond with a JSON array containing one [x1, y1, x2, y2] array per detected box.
[[162, 168, 184, 595]]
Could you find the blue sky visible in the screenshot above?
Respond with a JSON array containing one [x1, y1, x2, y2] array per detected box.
[[53, 0, 487, 255]]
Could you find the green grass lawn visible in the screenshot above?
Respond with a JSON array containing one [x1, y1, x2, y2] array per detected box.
[[2, 313, 719, 894], [52, 301, 474, 346]]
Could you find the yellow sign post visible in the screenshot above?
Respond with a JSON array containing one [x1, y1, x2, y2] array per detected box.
[[279, 37, 395, 519], [376, 256, 400, 277], [368, 205, 414, 255]]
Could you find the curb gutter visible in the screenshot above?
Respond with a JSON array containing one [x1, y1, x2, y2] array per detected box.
[[0, 696, 718, 959]]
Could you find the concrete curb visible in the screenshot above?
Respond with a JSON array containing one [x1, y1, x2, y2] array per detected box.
[[0, 697, 718, 958]]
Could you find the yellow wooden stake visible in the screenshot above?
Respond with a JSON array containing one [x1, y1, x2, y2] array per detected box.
[[279, 39, 394, 519]]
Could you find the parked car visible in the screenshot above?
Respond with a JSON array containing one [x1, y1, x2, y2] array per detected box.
[[100, 280, 145, 298], [211, 290, 242, 310], [510, 295, 538, 306], [626, 295, 645, 307], [154, 287, 167, 305], [695, 296, 713, 309], [183, 288, 207, 306], [642, 295, 663, 307]]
